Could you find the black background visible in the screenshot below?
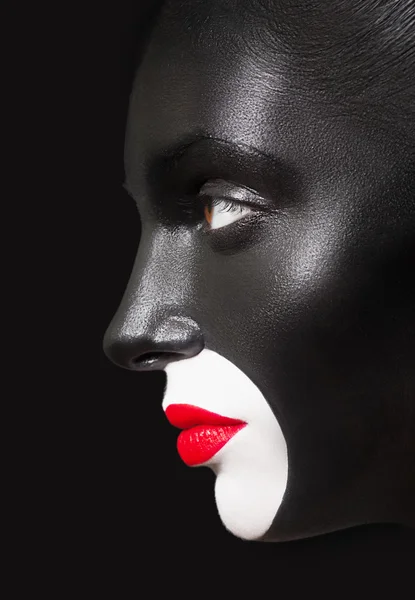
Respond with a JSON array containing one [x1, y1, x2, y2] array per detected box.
[[90, 0, 415, 590]]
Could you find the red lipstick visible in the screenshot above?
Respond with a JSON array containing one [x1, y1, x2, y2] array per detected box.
[[165, 404, 247, 466]]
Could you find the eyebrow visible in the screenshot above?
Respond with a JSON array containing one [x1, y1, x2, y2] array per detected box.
[[125, 135, 301, 204]]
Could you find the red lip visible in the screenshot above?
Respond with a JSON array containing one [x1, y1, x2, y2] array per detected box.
[[165, 404, 247, 466]]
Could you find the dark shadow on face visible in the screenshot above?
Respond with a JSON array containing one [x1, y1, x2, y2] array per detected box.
[[104, 0, 415, 541]]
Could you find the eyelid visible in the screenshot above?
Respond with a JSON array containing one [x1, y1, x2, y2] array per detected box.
[[198, 179, 269, 210]]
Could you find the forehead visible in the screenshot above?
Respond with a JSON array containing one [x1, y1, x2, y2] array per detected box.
[[126, 6, 293, 162], [124, 0, 406, 190]]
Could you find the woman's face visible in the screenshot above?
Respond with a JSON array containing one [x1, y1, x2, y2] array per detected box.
[[104, 0, 415, 541]]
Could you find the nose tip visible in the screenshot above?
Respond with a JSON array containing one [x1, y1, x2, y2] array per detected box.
[[103, 315, 204, 371]]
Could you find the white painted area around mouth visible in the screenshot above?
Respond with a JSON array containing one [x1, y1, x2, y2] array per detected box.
[[162, 348, 288, 541]]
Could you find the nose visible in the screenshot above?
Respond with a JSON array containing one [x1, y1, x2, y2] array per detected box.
[[103, 314, 204, 371]]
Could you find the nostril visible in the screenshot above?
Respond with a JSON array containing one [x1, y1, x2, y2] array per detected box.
[[132, 352, 162, 365], [131, 351, 184, 370]]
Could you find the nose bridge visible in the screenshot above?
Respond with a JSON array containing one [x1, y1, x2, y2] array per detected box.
[[113, 226, 195, 330], [103, 226, 204, 368]]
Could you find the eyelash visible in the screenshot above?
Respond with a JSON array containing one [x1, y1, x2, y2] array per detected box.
[[210, 198, 241, 213], [177, 195, 246, 218]]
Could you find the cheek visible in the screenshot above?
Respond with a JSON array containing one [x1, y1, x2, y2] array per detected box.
[[195, 214, 338, 352], [189, 186, 411, 404], [194, 211, 403, 432]]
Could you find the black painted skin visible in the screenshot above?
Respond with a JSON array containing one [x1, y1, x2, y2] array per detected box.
[[104, 0, 415, 542]]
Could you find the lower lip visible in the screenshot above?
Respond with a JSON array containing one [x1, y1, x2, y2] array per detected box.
[[165, 404, 247, 466], [177, 423, 247, 466]]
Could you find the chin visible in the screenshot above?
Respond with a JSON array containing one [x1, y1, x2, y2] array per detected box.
[[162, 348, 288, 541]]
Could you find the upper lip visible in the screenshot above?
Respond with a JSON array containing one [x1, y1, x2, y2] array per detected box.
[[165, 403, 246, 429]]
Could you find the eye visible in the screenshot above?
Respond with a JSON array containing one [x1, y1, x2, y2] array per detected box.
[[203, 198, 252, 230]]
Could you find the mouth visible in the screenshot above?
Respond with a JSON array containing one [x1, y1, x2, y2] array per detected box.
[[164, 404, 247, 466]]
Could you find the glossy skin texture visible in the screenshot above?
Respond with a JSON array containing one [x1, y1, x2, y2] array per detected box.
[[103, 0, 415, 541]]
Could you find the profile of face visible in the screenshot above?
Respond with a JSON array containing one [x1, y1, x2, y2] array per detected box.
[[103, 0, 415, 542]]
